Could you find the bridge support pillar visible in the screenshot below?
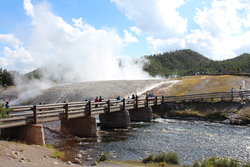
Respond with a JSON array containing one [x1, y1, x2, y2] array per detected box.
[[99, 110, 130, 128], [61, 116, 97, 137], [1, 124, 45, 146], [129, 107, 153, 122]]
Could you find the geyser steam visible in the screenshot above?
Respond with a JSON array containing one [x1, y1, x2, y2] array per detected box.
[[9, 0, 153, 104]]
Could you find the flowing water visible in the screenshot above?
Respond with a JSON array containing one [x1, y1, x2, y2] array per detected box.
[[44, 118, 250, 165]]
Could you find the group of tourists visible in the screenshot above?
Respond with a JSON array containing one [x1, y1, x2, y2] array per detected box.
[[94, 96, 103, 102]]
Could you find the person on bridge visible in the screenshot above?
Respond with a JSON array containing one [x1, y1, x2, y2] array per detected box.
[[95, 97, 99, 102], [131, 94, 135, 99], [99, 96, 103, 102], [116, 96, 121, 100], [4, 101, 9, 108]]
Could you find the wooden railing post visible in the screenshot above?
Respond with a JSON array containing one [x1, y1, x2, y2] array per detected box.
[[145, 96, 149, 107], [107, 100, 110, 113], [161, 96, 165, 104], [87, 101, 92, 116], [135, 95, 138, 109], [122, 98, 126, 110], [64, 103, 69, 120], [155, 96, 158, 105], [33, 105, 38, 124]]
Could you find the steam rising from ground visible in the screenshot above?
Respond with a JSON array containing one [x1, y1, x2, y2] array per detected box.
[[8, 0, 154, 104], [24, 0, 150, 82]]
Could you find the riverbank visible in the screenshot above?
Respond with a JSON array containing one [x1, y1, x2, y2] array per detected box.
[[1, 139, 249, 167], [153, 100, 250, 125], [0, 140, 84, 167]]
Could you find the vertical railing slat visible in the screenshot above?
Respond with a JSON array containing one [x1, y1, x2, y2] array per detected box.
[[122, 98, 126, 110], [135, 95, 138, 109], [64, 103, 69, 120], [33, 105, 38, 124]]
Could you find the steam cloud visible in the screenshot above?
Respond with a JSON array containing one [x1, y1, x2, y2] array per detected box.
[[9, 0, 153, 104]]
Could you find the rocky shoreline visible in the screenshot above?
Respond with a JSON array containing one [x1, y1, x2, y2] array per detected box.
[[156, 101, 250, 125]]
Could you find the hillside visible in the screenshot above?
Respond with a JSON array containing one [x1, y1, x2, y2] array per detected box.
[[143, 49, 250, 76]]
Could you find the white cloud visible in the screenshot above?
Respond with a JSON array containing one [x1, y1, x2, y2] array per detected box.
[[123, 30, 138, 43], [194, 0, 245, 37], [141, 0, 250, 60], [111, 0, 187, 39], [23, 0, 34, 17], [130, 26, 141, 35], [0, 57, 9, 67], [0, 34, 21, 47], [0, 34, 34, 72]]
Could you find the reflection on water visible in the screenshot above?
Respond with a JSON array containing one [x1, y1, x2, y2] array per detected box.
[[44, 119, 250, 164]]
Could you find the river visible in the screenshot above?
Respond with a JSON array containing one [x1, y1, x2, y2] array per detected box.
[[44, 118, 250, 165]]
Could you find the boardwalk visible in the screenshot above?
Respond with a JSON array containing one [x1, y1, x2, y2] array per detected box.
[[0, 90, 249, 129]]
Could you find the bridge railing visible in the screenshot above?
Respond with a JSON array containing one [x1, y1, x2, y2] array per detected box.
[[0, 90, 249, 129], [0, 96, 160, 128], [164, 90, 250, 102]]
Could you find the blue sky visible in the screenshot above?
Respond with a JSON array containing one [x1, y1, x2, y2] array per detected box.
[[1, 0, 250, 74]]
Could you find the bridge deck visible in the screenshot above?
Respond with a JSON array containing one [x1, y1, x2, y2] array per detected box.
[[0, 91, 248, 129]]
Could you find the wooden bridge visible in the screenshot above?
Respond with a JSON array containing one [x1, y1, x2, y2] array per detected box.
[[0, 90, 248, 145]]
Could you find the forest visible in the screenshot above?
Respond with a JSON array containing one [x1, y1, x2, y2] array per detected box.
[[143, 49, 250, 77]]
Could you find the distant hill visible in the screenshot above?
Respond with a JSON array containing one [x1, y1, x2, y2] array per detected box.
[[143, 49, 250, 76], [24, 68, 43, 80]]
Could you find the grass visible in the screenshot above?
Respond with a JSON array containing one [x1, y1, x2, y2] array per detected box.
[[168, 75, 246, 96], [194, 157, 241, 167], [51, 150, 65, 159], [168, 76, 208, 96], [109, 160, 183, 167], [45, 144, 65, 159], [95, 156, 249, 167], [142, 152, 179, 165]]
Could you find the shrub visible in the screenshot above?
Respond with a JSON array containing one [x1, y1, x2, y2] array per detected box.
[[193, 161, 201, 167], [142, 152, 179, 165], [97, 153, 111, 162], [142, 154, 155, 164], [199, 157, 240, 167], [0, 104, 12, 119], [243, 161, 250, 167]]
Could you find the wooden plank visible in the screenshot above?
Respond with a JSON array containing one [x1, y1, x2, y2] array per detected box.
[[11, 105, 33, 109], [10, 112, 33, 117], [37, 109, 65, 115], [38, 112, 62, 118], [0, 116, 27, 122], [92, 111, 105, 115], [68, 103, 86, 107], [0, 121, 28, 129], [36, 105, 64, 110]]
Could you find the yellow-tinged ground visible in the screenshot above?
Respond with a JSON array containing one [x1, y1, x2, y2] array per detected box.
[[167, 75, 249, 96]]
